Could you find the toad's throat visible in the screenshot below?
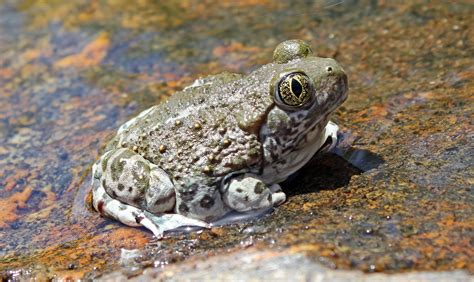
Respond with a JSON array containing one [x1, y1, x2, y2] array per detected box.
[[259, 118, 337, 184]]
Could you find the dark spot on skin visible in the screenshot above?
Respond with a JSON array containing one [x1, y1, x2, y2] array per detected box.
[[289, 117, 297, 126], [133, 197, 143, 206], [282, 147, 293, 154], [244, 195, 249, 202], [111, 159, 125, 182], [180, 184, 197, 198], [179, 203, 189, 213], [118, 184, 124, 191], [111, 149, 135, 181], [200, 195, 215, 209], [97, 200, 104, 214], [267, 194, 272, 203], [236, 188, 244, 193], [112, 190, 117, 197], [289, 127, 299, 136], [135, 215, 144, 224], [128, 187, 133, 193], [254, 183, 264, 194], [270, 153, 278, 162]]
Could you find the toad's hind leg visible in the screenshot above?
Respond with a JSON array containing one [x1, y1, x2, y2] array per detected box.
[[92, 183, 209, 238], [94, 148, 176, 213], [91, 148, 209, 238]]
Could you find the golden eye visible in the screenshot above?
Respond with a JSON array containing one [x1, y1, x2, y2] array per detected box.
[[277, 72, 313, 107]]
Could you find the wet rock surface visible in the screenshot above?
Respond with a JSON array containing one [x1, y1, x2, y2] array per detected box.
[[102, 250, 473, 282], [0, 0, 472, 280]]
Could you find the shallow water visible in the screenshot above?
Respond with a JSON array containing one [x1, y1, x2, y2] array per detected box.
[[0, 0, 473, 279]]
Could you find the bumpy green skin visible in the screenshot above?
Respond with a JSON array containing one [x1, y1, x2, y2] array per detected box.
[[112, 71, 270, 184], [273, 39, 313, 64]]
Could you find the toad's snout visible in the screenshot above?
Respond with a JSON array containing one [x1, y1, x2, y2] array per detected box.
[[322, 58, 348, 100]]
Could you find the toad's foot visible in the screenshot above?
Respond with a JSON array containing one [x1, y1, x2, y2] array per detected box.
[[222, 174, 286, 212], [92, 178, 209, 239], [269, 183, 286, 206]]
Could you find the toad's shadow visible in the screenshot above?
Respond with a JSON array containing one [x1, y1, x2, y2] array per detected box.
[[281, 147, 385, 197]]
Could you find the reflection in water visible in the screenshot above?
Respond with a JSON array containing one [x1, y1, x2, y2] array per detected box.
[[334, 131, 385, 172], [210, 207, 273, 226], [334, 147, 385, 172], [164, 207, 273, 236]]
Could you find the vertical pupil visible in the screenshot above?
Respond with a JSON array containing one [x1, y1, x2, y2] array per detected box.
[[291, 78, 303, 97]]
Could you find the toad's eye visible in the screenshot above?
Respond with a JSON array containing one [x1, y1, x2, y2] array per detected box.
[[277, 72, 314, 107]]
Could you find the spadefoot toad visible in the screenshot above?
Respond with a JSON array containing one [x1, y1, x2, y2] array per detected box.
[[91, 39, 348, 238]]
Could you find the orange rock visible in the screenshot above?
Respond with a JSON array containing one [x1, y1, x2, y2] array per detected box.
[[212, 42, 260, 57], [4, 169, 29, 191], [0, 187, 32, 228], [90, 226, 149, 249], [22, 49, 42, 61], [55, 32, 110, 69], [0, 68, 13, 79], [220, 0, 271, 8]]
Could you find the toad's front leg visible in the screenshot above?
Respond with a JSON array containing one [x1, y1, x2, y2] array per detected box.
[[221, 174, 286, 212], [91, 148, 209, 238]]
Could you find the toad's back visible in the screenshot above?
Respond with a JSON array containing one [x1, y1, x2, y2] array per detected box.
[[109, 70, 276, 184]]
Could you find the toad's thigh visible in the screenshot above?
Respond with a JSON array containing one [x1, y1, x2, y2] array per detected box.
[[93, 148, 175, 213]]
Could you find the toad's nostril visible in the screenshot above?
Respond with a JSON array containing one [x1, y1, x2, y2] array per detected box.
[[326, 66, 333, 73]]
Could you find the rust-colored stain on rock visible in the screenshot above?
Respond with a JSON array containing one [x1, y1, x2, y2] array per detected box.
[[55, 32, 110, 69], [0, 187, 32, 228]]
